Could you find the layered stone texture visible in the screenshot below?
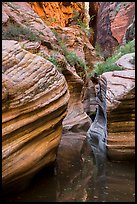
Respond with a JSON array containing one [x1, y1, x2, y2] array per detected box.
[[102, 53, 135, 160], [96, 2, 135, 56], [2, 40, 69, 189]]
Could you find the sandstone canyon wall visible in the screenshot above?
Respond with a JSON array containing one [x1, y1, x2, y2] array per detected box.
[[2, 2, 100, 190], [2, 2, 70, 190], [96, 2, 135, 56], [2, 1, 135, 192], [29, 2, 85, 27]]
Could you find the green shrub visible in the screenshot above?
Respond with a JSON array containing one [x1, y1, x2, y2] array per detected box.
[[95, 43, 104, 57], [52, 28, 89, 73], [58, 38, 68, 55], [91, 40, 135, 76], [47, 55, 57, 65], [47, 55, 63, 72], [117, 39, 135, 55], [51, 28, 58, 38], [2, 23, 41, 41], [91, 62, 122, 76], [65, 51, 88, 70], [68, 10, 93, 37], [76, 19, 90, 36]]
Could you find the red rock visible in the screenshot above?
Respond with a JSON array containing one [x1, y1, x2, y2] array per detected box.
[[96, 2, 135, 55], [111, 3, 135, 44]]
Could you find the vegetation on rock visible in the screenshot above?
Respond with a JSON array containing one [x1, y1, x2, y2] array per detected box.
[[51, 29, 89, 73], [92, 40, 135, 76], [2, 23, 41, 42], [68, 10, 94, 37], [47, 54, 63, 73]]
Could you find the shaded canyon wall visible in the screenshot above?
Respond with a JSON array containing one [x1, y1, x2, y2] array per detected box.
[[95, 2, 135, 56]]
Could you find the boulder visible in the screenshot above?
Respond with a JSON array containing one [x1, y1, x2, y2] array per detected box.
[[115, 52, 135, 70]]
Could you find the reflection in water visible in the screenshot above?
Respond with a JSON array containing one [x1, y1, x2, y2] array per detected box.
[[2, 137, 135, 202], [55, 140, 95, 202], [89, 145, 107, 202]]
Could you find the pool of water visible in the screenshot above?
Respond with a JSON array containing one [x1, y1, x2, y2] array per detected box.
[[2, 137, 135, 202]]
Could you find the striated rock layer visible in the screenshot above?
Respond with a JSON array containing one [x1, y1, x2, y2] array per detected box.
[[102, 55, 135, 161], [107, 88, 135, 161], [2, 40, 69, 190]]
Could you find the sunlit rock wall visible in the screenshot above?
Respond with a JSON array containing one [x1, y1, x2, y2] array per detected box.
[[29, 2, 84, 27]]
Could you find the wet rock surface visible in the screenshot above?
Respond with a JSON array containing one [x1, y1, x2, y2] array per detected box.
[[87, 75, 108, 154]]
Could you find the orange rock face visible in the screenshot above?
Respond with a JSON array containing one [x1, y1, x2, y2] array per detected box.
[[29, 2, 84, 27]]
